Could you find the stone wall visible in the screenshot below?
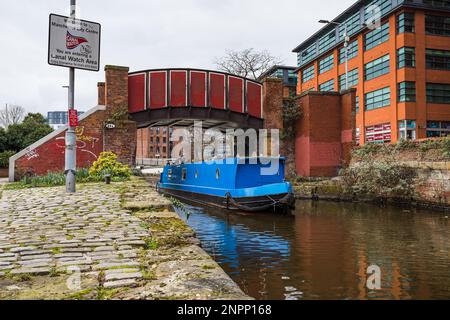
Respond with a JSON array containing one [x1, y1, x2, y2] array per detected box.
[[399, 160, 450, 205]]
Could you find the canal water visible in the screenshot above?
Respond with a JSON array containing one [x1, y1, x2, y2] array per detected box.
[[178, 200, 450, 300]]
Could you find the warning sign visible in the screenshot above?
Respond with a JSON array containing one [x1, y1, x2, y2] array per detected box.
[[48, 14, 101, 71]]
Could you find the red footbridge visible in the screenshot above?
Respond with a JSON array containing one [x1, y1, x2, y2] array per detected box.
[[127, 68, 264, 130]]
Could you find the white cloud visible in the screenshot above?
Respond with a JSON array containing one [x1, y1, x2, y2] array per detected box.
[[0, 0, 355, 115]]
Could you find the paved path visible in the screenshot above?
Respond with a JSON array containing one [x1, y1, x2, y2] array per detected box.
[[0, 179, 249, 300], [0, 183, 149, 288]]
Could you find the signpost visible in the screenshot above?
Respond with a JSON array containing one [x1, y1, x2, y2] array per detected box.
[[48, 1, 101, 193]]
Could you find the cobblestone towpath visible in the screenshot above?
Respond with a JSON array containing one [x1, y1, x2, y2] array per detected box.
[[0, 178, 249, 300]]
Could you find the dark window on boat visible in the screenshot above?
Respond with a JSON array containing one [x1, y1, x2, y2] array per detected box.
[[182, 168, 187, 181], [216, 169, 220, 180], [168, 169, 172, 179]]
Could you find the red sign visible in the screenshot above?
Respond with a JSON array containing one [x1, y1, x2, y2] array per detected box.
[[66, 31, 88, 50], [68, 109, 79, 127]]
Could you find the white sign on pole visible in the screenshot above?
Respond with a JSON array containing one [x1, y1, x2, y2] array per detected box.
[[48, 14, 101, 71]]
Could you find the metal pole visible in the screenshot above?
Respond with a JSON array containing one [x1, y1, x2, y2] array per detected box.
[[5, 104, 8, 129], [344, 24, 349, 91], [65, 0, 77, 193]]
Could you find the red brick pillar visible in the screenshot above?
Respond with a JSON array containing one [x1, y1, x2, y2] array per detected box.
[[97, 82, 105, 105], [262, 78, 283, 131], [262, 78, 298, 176], [340, 89, 357, 168], [103, 65, 137, 167]]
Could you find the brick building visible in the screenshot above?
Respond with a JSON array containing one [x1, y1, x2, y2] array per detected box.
[[293, 0, 450, 145], [136, 126, 173, 160], [258, 65, 298, 98]]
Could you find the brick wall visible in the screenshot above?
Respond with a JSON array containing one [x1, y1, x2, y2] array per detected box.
[[13, 107, 106, 180], [10, 65, 137, 181], [295, 90, 356, 177], [103, 65, 137, 166]]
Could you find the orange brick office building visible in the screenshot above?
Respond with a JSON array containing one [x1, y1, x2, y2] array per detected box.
[[293, 0, 450, 145]]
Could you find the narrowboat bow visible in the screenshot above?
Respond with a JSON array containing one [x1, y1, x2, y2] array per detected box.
[[157, 157, 295, 213]]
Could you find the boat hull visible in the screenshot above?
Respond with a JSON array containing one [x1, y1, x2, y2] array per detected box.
[[158, 186, 295, 214]]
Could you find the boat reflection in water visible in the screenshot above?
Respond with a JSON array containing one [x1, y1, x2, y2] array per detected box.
[[178, 201, 450, 300]]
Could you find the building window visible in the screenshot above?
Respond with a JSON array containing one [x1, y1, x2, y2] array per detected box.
[[364, 54, 390, 81], [423, 0, 450, 9], [398, 120, 417, 141], [216, 168, 220, 180], [427, 83, 450, 104], [339, 41, 358, 65], [302, 65, 315, 83], [355, 96, 360, 113], [318, 30, 336, 55], [339, 12, 362, 40], [397, 47, 416, 69], [425, 15, 450, 36], [338, 68, 359, 91], [298, 42, 317, 66], [397, 12, 415, 34], [365, 87, 391, 111], [398, 82, 416, 102], [319, 54, 334, 74], [365, 123, 392, 144], [364, 22, 390, 51], [319, 79, 335, 92], [427, 120, 450, 137], [365, 0, 392, 19], [426, 49, 450, 70]]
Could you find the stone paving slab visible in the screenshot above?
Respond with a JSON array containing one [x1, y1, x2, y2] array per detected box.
[[0, 179, 249, 300]]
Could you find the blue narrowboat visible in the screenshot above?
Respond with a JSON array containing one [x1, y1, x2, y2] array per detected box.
[[157, 157, 295, 213]]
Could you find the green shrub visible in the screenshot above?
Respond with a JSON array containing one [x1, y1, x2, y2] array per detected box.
[[352, 143, 385, 159], [89, 152, 132, 178], [395, 139, 417, 151], [0, 151, 15, 168]]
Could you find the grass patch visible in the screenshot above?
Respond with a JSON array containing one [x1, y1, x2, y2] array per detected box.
[[51, 247, 62, 254], [96, 287, 121, 300], [4, 168, 130, 190], [66, 288, 94, 300], [144, 237, 159, 250]]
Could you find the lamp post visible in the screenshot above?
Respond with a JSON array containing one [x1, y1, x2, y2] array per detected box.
[[319, 20, 349, 91], [65, 0, 77, 193]]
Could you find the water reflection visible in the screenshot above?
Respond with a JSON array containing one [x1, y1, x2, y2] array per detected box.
[[179, 201, 450, 300]]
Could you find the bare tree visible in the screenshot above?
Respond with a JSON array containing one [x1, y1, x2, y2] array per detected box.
[[0, 104, 25, 128], [214, 48, 283, 80]]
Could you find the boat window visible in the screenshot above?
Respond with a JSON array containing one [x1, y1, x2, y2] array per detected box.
[[195, 169, 199, 179], [182, 168, 187, 181], [216, 168, 220, 180], [168, 169, 172, 179]]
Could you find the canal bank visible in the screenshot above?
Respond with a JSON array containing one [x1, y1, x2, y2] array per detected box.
[[291, 140, 450, 213], [0, 177, 248, 300]]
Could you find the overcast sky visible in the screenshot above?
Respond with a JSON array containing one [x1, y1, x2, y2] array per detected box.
[[0, 0, 355, 115]]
